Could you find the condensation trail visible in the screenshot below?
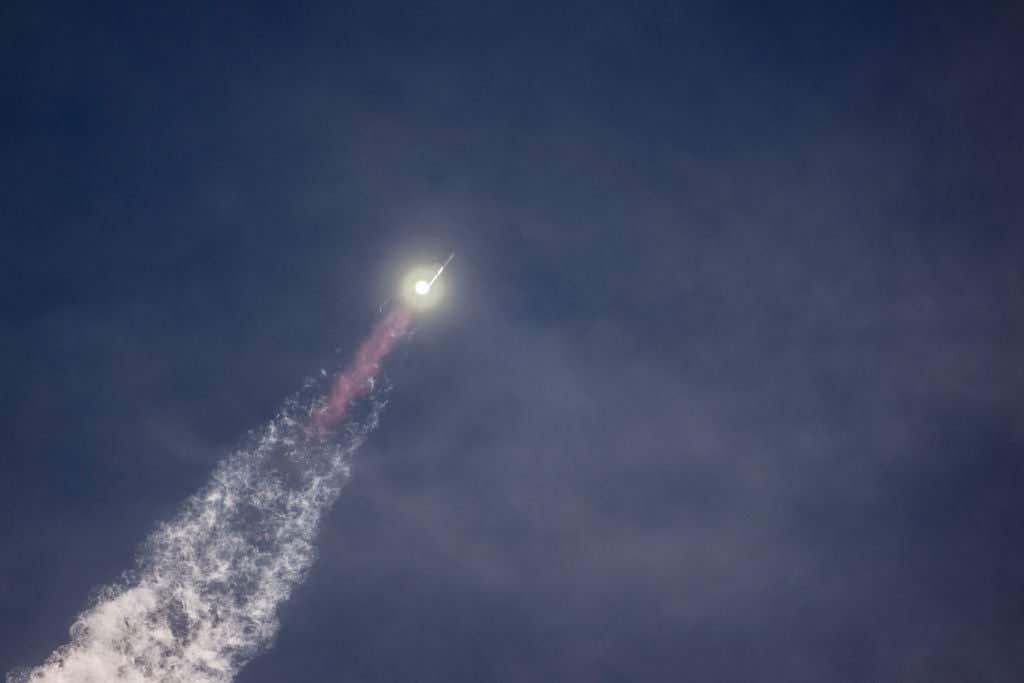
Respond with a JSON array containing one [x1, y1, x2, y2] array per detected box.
[[8, 307, 413, 683]]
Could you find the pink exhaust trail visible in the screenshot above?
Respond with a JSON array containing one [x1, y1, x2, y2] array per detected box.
[[313, 306, 412, 432]]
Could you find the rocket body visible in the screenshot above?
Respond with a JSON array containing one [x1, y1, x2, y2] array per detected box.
[[426, 252, 455, 290]]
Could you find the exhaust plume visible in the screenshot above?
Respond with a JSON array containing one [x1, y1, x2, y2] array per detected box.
[[8, 307, 413, 683]]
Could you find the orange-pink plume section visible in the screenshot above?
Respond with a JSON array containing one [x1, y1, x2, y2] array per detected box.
[[312, 307, 411, 432]]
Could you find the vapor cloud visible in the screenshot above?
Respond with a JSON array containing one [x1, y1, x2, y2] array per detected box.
[[8, 385, 384, 683]]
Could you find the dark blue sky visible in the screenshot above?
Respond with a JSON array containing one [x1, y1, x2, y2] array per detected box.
[[3, 2, 1022, 681]]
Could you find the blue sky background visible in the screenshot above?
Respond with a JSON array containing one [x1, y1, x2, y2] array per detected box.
[[2, 2, 1022, 680]]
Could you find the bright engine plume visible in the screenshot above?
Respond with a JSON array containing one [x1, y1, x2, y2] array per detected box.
[[401, 252, 454, 311]]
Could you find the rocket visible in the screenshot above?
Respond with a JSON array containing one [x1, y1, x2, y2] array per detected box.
[[400, 252, 455, 311]]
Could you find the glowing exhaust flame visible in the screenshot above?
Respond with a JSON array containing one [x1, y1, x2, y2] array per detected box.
[[401, 263, 447, 311]]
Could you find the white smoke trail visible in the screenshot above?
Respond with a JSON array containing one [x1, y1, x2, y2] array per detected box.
[[8, 384, 386, 683]]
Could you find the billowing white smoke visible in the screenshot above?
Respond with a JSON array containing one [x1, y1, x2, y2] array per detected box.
[[8, 386, 385, 683]]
